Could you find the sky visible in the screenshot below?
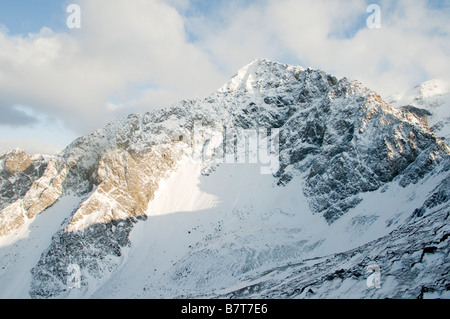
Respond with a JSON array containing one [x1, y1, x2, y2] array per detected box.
[[0, 0, 449, 155]]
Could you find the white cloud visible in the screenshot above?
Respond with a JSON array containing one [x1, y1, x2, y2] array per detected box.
[[0, 0, 449, 155], [0, 0, 226, 138]]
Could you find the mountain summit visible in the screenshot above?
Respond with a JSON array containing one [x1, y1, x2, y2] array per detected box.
[[0, 59, 449, 299]]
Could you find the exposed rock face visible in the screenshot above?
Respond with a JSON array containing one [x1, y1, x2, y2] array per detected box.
[[0, 149, 50, 211], [0, 59, 449, 299], [0, 149, 52, 236], [210, 60, 448, 223]]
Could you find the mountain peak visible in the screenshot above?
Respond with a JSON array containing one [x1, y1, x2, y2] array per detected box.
[[1, 148, 24, 157], [218, 58, 306, 94]]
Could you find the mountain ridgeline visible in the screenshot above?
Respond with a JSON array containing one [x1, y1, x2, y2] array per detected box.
[[0, 59, 449, 299]]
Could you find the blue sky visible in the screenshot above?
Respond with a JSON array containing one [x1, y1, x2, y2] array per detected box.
[[0, 0, 383, 39], [0, 0, 260, 35], [0, 0, 70, 34], [0, 0, 449, 154]]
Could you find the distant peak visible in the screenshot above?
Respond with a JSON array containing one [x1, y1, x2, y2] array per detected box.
[[414, 79, 449, 97], [4, 148, 25, 156]]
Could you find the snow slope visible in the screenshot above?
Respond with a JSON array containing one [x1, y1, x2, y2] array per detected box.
[[88, 159, 448, 298], [0, 196, 81, 298]]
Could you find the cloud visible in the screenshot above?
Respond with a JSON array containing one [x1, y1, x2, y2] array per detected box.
[[189, 0, 450, 97], [0, 0, 226, 136], [0, 0, 449, 155], [0, 138, 63, 155], [0, 105, 38, 126]]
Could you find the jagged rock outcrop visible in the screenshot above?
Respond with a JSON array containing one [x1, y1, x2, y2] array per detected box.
[[0, 149, 52, 236], [0, 149, 50, 211]]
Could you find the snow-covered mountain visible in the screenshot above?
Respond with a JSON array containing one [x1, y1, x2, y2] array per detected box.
[[0, 59, 449, 299], [387, 79, 450, 141]]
